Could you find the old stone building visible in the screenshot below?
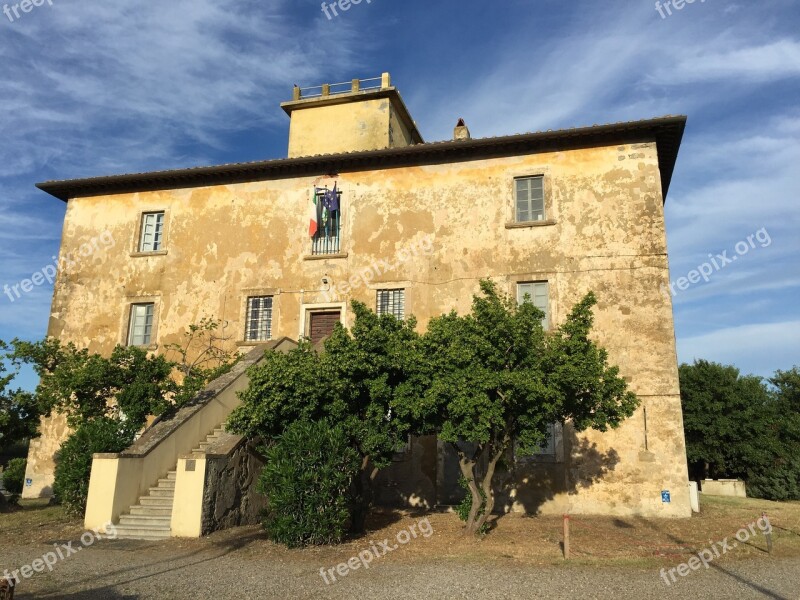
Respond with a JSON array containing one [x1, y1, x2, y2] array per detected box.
[[27, 73, 692, 536]]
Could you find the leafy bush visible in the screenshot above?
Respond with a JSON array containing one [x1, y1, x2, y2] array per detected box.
[[456, 476, 488, 534], [53, 418, 137, 515], [258, 420, 361, 547], [2, 457, 27, 495]]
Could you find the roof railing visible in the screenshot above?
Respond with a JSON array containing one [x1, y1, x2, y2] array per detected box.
[[293, 73, 390, 100]]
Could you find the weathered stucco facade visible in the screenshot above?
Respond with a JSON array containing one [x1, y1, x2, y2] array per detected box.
[[28, 74, 691, 518]]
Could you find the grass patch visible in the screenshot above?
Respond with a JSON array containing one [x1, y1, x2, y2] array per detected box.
[[0, 498, 82, 544]]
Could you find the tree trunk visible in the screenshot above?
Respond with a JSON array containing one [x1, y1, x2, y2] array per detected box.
[[452, 442, 483, 536], [473, 442, 507, 533], [350, 455, 378, 534]]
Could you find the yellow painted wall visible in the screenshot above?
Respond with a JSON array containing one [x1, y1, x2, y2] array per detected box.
[[29, 140, 691, 517], [288, 97, 394, 157]]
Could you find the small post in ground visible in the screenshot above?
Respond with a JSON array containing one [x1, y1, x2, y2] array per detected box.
[[763, 512, 773, 555], [563, 514, 570, 559]]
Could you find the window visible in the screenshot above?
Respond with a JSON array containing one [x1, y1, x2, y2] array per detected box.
[[139, 212, 165, 252], [393, 434, 412, 462], [311, 187, 342, 255], [376, 289, 405, 320], [515, 176, 544, 222], [128, 303, 154, 346], [514, 424, 557, 461], [517, 281, 549, 329], [245, 296, 273, 342]]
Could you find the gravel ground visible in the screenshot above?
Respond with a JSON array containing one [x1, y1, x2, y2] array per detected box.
[[2, 534, 798, 600]]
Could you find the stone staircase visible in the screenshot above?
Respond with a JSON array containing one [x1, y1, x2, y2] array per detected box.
[[113, 427, 226, 540]]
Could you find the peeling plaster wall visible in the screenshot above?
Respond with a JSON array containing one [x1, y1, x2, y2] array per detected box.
[[26, 141, 691, 516]]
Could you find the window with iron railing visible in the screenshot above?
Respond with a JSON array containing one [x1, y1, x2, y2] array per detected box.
[[311, 187, 342, 255], [245, 296, 273, 342], [377, 289, 405, 320]]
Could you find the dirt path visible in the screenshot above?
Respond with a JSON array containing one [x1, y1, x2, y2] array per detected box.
[[1, 535, 798, 600], [3, 496, 799, 599]]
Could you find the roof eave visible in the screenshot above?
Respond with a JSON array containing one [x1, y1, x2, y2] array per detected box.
[[36, 115, 686, 203]]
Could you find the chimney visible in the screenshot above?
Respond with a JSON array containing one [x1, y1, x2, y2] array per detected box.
[[454, 118, 471, 141]]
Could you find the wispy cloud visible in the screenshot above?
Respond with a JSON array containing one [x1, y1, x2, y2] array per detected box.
[[677, 321, 800, 377], [0, 0, 798, 383], [0, 0, 364, 181], [651, 39, 800, 85]]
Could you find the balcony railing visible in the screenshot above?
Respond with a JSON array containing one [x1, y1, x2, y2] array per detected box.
[[311, 189, 342, 255], [293, 73, 390, 101]]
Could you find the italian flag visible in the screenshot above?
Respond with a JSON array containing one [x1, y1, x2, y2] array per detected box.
[[308, 192, 318, 237]]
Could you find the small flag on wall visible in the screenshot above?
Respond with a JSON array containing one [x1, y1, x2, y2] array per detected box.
[[310, 184, 339, 237], [308, 191, 319, 237], [321, 183, 339, 212]]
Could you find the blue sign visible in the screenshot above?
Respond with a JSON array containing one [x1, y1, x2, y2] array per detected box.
[[25, 478, 32, 487], [661, 490, 671, 503]]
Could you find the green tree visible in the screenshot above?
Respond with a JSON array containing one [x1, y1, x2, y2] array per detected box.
[[9, 339, 175, 429], [0, 342, 42, 454], [404, 280, 638, 535], [228, 301, 422, 533], [747, 367, 800, 500], [7, 324, 235, 514], [679, 360, 776, 483]]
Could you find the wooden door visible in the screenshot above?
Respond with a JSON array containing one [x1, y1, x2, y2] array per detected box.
[[309, 311, 341, 344]]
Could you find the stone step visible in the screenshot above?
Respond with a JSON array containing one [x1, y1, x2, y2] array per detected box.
[[118, 514, 172, 527], [129, 505, 172, 517], [113, 524, 171, 540], [111, 424, 230, 541], [139, 495, 173, 507]]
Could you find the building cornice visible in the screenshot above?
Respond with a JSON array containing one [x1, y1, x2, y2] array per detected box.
[[36, 115, 686, 203]]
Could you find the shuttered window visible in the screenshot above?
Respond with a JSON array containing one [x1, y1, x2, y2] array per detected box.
[[139, 212, 165, 252], [515, 176, 545, 222], [128, 303, 155, 346], [517, 281, 549, 329]]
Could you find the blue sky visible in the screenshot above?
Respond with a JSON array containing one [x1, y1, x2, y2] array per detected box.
[[1, 0, 798, 390]]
